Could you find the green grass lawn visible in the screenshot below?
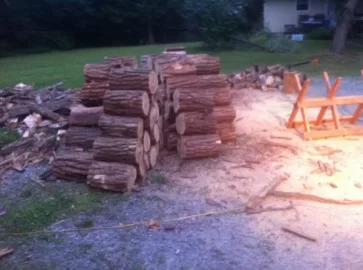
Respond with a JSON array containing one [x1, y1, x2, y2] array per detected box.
[[0, 41, 362, 89]]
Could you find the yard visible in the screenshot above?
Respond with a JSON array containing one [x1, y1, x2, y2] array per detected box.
[[0, 41, 363, 89]]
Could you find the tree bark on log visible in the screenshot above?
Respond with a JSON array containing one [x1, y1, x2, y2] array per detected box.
[[93, 136, 143, 165], [69, 105, 103, 126], [65, 126, 101, 149], [103, 90, 150, 117], [144, 101, 159, 131], [165, 132, 177, 151], [109, 69, 158, 94], [177, 134, 221, 159], [212, 88, 232, 106], [150, 54, 183, 71], [104, 56, 137, 69], [149, 144, 159, 168], [176, 112, 217, 135], [52, 152, 93, 182], [173, 88, 214, 114], [166, 74, 228, 99], [143, 130, 151, 152], [81, 81, 109, 104], [99, 114, 144, 139], [213, 105, 237, 122], [84, 64, 110, 82], [87, 161, 137, 192], [216, 122, 237, 142], [150, 124, 160, 144], [186, 55, 220, 75], [158, 59, 197, 82]]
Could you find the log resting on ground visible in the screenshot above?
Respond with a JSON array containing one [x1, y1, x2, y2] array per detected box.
[[216, 122, 237, 142], [213, 105, 237, 122], [173, 88, 214, 114], [176, 112, 217, 135], [177, 134, 221, 159]]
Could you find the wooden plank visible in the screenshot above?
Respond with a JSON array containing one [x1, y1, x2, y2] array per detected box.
[[292, 116, 353, 127], [303, 128, 363, 140], [350, 104, 363, 124], [301, 96, 363, 108]]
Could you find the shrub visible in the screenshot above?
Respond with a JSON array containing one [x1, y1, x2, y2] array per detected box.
[[308, 27, 334, 40]]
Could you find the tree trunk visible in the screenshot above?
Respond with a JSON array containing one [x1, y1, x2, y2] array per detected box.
[[103, 90, 150, 117], [216, 122, 236, 143], [65, 126, 101, 149], [186, 55, 220, 75], [87, 161, 137, 192], [165, 132, 177, 151], [144, 101, 159, 131], [109, 69, 158, 94], [69, 105, 103, 126], [150, 124, 160, 144], [143, 130, 151, 152], [149, 144, 159, 168], [332, 0, 359, 54], [52, 152, 93, 182], [173, 88, 214, 114], [166, 74, 228, 100], [213, 105, 237, 122], [98, 114, 144, 140], [84, 64, 110, 82], [177, 134, 221, 159], [81, 81, 109, 105], [93, 136, 143, 165], [176, 112, 217, 135], [212, 88, 232, 105]]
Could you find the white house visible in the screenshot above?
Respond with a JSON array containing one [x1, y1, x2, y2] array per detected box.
[[264, 0, 363, 33]]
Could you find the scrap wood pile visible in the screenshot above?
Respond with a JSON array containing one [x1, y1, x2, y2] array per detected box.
[[0, 82, 78, 178], [227, 64, 308, 91], [146, 50, 237, 159]]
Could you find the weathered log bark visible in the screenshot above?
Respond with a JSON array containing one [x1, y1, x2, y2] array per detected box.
[[65, 126, 101, 149], [93, 136, 143, 165], [164, 101, 176, 123], [216, 122, 236, 142], [84, 64, 110, 82], [143, 130, 151, 152], [104, 56, 137, 69], [149, 144, 159, 168], [99, 114, 144, 139], [150, 124, 160, 144], [173, 88, 214, 114], [81, 81, 109, 104], [177, 134, 221, 159], [212, 88, 232, 106], [166, 74, 228, 99], [186, 55, 220, 75], [176, 112, 217, 135], [158, 58, 197, 82], [109, 69, 158, 94], [213, 105, 237, 122], [103, 90, 150, 117], [28, 104, 62, 122], [87, 161, 137, 192], [149, 54, 183, 71], [69, 105, 103, 126], [52, 152, 93, 182], [144, 101, 159, 131], [165, 132, 177, 151], [0, 137, 36, 156]]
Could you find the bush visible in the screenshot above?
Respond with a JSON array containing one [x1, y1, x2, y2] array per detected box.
[[308, 27, 334, 40]]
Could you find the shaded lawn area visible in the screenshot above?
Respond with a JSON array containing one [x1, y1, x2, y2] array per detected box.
[[0, 41, 362, 89]]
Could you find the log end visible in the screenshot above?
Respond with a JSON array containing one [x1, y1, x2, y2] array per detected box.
[[175, 113, 186, 135], [143, 131, 151, 152], [149, 71, 159, 94], [149, 145, 159, 168]]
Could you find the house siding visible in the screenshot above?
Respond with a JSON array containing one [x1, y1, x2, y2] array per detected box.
[[264, 0, 328, 33]]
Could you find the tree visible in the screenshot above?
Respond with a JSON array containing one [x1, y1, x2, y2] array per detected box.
[[331, 0, 360, 54]]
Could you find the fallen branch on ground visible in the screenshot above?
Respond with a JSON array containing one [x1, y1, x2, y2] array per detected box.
[[281, 227, 317, 242]]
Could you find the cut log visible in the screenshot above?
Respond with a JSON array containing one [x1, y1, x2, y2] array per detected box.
[[212, 88, 232, 106], [150, 124, 160, 144], [52, 152, 93, 182], [186, 55, 220, 75], [65, 126, 101, 149], [109, 69, 158, 94], [144, 152, 151, 170], [149, 144, 159, 168], [165, 132, 177, 151], [149, 54, 183, 71], [81, 81, 109, 104], [173, 88, 214, 114], [103, 90, 150, 117], [166, 74, 228, 99], [98, 114, 144, 139], [138, 154, 147, 178], [177, 134, 221, 159], [87, 161, 137, 192], [213, 105, 237, 122], [144, 102, 159, 131], [93, 136, 143, 165], [29, 104, 62, 122], [143, 130, 151, 152], [158, 115, 164, 150], [176, 112, 217, 135], [158, 58, 197, 82], [164, 101, 176, 123], [69, 105, 103, 126], [84, 64, 110, 82], [216, 122, 236, 142], [104, 56, 137, 69]]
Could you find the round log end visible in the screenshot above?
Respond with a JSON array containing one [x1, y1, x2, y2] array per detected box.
[[136, 142, 144, 165], [143, 131, 151, 152], [144, 152, 151, 170], [149, 145, 159, 168], [175, 113, 186, 135], [152, 124, 160, 143], [149, 71, 159, 94], [137, 118, 144, 140], [177, 136, 186, 159], [173, 90, 180, 113]]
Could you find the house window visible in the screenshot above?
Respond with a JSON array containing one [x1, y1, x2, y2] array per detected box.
[[297, 0, 309, 11]]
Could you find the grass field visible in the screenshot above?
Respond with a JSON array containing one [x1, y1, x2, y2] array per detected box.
[[0, 41, 362, 89]]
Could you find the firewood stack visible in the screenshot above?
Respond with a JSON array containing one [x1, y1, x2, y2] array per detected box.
[[87, 67, 159, 192]]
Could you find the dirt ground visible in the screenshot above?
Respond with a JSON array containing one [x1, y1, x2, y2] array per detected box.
[[1, 86, 363, 270]]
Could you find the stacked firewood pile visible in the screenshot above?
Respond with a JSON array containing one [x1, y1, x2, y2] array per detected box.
[[147, 51, 237, 159], [227, 64, 307, 91]]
